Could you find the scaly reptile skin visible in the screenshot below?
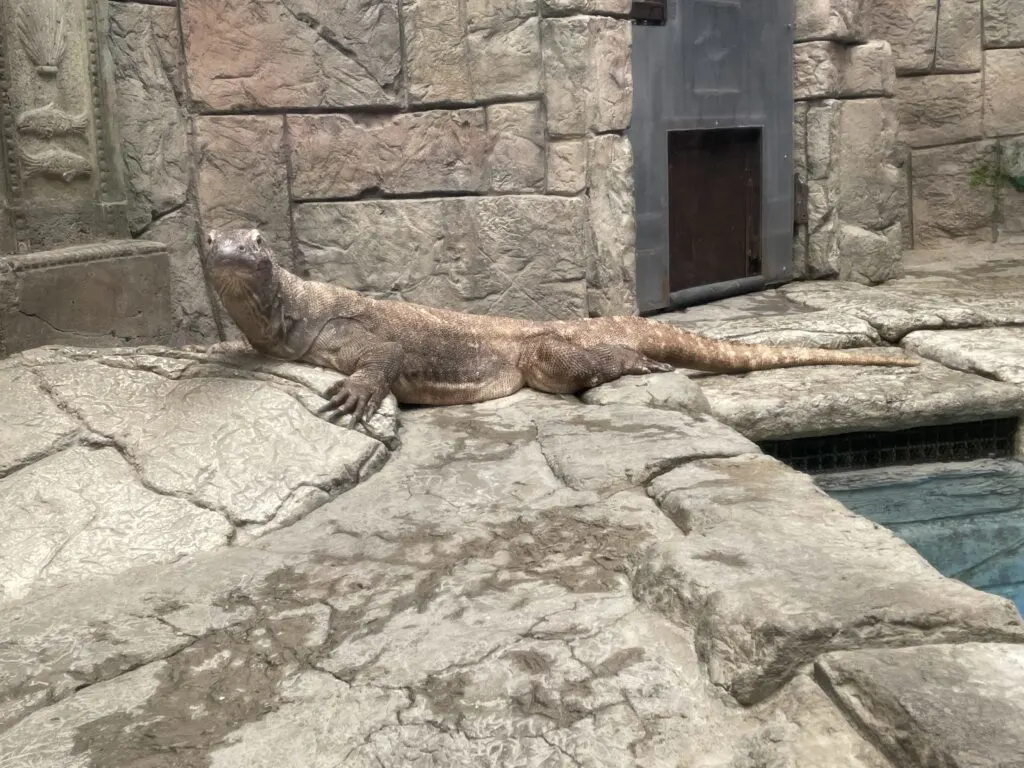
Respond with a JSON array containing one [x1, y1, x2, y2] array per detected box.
[[204, 228, 919, 424]]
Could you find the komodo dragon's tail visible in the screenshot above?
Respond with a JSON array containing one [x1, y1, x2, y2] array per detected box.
[[567, 316, 920, 373]]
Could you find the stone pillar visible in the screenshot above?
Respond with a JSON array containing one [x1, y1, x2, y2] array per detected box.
[[792, 1, 905, 284], [0, 0, 171, 356]]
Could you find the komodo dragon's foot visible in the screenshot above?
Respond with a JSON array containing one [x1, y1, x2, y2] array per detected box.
[[318, 377, 388, 427]]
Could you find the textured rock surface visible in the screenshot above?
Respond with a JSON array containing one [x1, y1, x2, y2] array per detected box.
[[903, 326, 1024, 385], [896, 73, 983, 148], [141, 205, 220, 345], [935, 0, 982, 73], [911, 140, 997, 244], [793, 41, 895, 100], [984, 48, 1024, 138], [586, 134, 636, 316], [0, 345, 395, 604], [580, 370, 712, 414], [542, 17, 631, 137], [3, 361, 1022, 763], [293, 196, 590, 319], [794, 0, 868, 43], [288, 110, 491, 200], [646, 454, 1024, 704], [7, 256, 1024, 761], [108, 2, 189, 236], [108, 3, 217, 344], [984, 0, 1024, 47], [699, 354, 1024, 441], [782, 244, 1024, 340], [817, 644, 1024, 767], [865, 0, 938, 74], [486, 102, 546, 193], [181, 0, 401, 111], [108, 0, 635, 325]]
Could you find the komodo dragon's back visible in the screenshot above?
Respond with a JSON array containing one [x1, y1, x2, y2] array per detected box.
[[203, 228, 919, 424]]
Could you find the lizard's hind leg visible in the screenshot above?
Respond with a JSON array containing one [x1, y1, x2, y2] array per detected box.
[[520, 336, 673, 394]]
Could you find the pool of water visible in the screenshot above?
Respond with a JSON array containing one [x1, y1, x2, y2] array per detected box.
[[816, 459, 1024, 614]]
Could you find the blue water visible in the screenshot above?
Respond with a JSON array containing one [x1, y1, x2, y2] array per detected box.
[[816, 459, 1024, 615]]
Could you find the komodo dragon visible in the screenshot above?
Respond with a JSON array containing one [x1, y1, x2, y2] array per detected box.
[[203, 228, 919, 425]]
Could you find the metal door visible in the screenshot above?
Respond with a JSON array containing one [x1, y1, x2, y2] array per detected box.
[[630, 0, 795, 313]]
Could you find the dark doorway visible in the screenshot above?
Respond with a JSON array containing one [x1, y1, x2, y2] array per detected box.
[[667, 127, 762, 293], [629, 0, 794, 313]]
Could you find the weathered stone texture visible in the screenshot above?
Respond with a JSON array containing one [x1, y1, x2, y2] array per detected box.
[[794, 0, 868, 43], [838, 222, 903, 284], [0, 446, 231, 602], [935, 0, 982, 73], [467, 18, 542, 101], [404, 0, 470, 103], [586, 134, 636, 316], [818, 645, 1024, 767], [864, 0, 937, 74], [782, 249, 1024, 339], [294, 196, 590, 318], [896, 73, 983, 148], [181, 0, 401, 111], [546, 139, 588, 195], [195, 116, 293, 268], [405, 0, 540, 104], [486, 102, 545, 193], [997, 137, 1024, 242], [542, 17, 632, 137], [984, 0, 1024, 47], [699, 354, 1023, 441], [837, 98, 904, 231], [107, 2, 189, 236], [143, 206, 220, 345], [984, 49, 1024, 138], [288, 110, 490, 200], [793, 41, 895, 101], [645, 454, 1024, 704], [912, 140, 997, 244], [2, 244, 174, 356]]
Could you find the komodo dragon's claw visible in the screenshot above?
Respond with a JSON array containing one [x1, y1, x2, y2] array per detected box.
[[318, 378, 386, 428]]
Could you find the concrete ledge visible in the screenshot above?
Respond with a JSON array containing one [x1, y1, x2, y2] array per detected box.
[[817, 643, 1024, 766], [0, 240, 173, 357], [641, 454, 1024, 705], [697, 353, 1024, 441]]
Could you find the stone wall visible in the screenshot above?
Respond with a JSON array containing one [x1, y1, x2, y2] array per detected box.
[[107, 0, 635, 344], [793, 0, 1024, 283], [792, 5, 905, 284]]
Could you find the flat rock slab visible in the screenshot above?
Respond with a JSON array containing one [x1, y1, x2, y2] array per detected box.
[[666, 308, 884, 350], [817, 643, 1024, 767], [0, 392, 888, 767], [781, 275, 1024, 342], [581, 370, 712, 414], [0, 345, 396, 604], [698, 353, 1024, 441], [903, 327, 1024, 386], [644, 454, 1024, 705]]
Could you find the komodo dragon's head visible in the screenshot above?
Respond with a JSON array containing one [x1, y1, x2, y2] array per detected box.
[[204, 228, 281, 304]]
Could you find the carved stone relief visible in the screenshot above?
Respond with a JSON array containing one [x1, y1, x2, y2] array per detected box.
[[0, 0, 129, 253]]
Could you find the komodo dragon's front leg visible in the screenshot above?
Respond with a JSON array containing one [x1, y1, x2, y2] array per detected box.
[[312, 330, 405, 426]]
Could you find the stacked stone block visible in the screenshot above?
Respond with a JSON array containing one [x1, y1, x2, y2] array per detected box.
[[107, 0, 636, 344], [792, 0, 905, 284], [863, 0, 1024, 246]]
